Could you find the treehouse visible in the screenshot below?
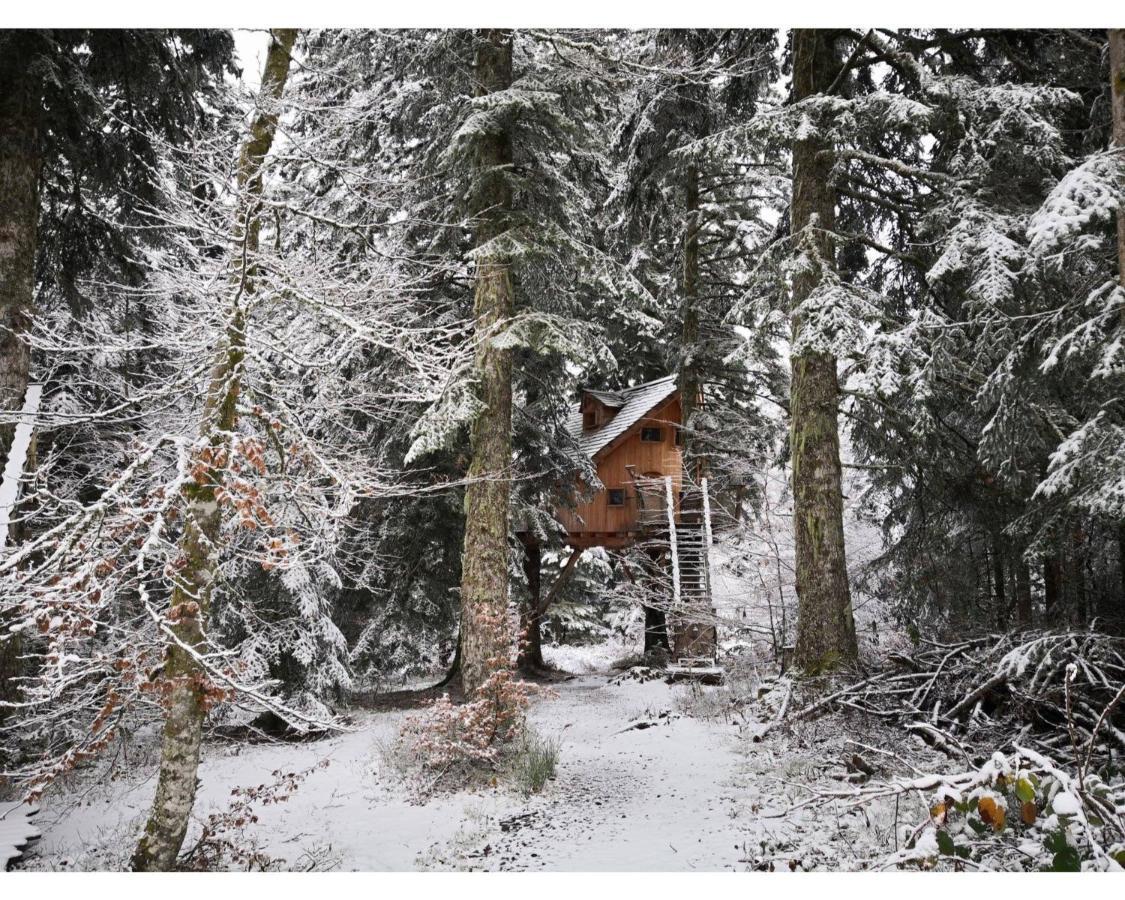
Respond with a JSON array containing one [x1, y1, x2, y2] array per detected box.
[[560, 374, 687, 549], [553, 375, 718, 665]]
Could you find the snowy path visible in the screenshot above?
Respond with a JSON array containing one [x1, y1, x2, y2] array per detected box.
[[482, 675, 751, 870], [19, 672, 889, 871]]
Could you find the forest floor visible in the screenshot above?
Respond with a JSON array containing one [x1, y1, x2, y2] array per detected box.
[[14, 653, 916, 872]]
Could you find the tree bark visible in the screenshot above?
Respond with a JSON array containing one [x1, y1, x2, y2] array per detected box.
[[458, 30, 516, 697], [1044, 553, 1062, 620], [1109, 30, 1125, 604], [131, 28, 298, 872], [1073, 535, 1089, 625], [0, 35, 40, 470], [644, 604, 671, 655], [0, 36, 40, 735], [517, 535, 545, 672], [1016, 560, 1033, 628], [678, 163, 703, 477], [991, 532, 1007, 629], [790, 29, 858, 672]]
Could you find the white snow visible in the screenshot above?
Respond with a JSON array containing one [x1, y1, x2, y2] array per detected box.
[[0, 383, 42, 552], [0, 801, 40, 869], [1051, 791, 1081, 817], [16, 669, 911, 871]]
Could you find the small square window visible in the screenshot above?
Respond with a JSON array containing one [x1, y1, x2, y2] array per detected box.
[[607, 488, 626, 506], [640, 427, 662, 443]]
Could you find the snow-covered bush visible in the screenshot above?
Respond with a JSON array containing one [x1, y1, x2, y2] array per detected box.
[[394, 657, 555, 796], [883, 748, 1124, 871]]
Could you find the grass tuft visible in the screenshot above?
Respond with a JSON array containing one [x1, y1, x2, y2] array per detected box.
[[512, 730, 560, 795]]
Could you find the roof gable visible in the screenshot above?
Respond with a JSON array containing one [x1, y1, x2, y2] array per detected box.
[[566, 374, 678, 459]]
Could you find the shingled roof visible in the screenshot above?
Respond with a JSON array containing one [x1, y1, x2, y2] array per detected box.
[[566, 374, 678, 459]]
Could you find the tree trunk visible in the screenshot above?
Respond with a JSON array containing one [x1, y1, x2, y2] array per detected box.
[[1044, 553, 1062, 620], [1016, 560, 1033, 628], [790, 29, 857, 672], [1119, 523, 1125, 622], [991, 532, 1007, 630], [0, 36, 40, 735], [1073, 536, 1089, 625], [678, 163, 703, 477], [644, 604, 671, 655], [1110, 30, 1125, 606], [458, 30, 516, 697], [517, 535, 545, 672], [0, 35, 39, 468], [131, 28, 298, 872], [1110, 30, 1125, 299]]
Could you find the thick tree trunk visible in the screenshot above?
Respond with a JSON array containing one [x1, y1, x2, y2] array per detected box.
[[679, 163, 703, 476], [131, 28, 298, 872], [1016, 560, 1033, 628], [790, 29, 857, 672], [458, 30, 515, 697], [1110, 31, 1125, 298], [0, 36, 40, 733], [0, 38, 39, 468], [1110, 31, 1125, 606]]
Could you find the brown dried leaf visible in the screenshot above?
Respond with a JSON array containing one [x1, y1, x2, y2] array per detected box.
[[978, 795, 1006, 831]]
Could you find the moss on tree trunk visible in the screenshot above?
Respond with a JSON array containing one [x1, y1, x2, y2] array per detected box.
[[130, 28, 298, 872], [1110, 30, 1125, 604], [458, 30, 516, 696], [0, 40, 39, 469], [0, 37, 41, 730], [789, 29, 857, 673]]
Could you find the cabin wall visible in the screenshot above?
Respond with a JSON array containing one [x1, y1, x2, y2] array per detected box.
[[560, 396, 683, 546]]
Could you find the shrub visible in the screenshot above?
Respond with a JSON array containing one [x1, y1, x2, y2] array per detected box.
[[395, 657, 555, 796]]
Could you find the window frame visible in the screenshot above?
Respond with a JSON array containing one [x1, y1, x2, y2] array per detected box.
[[640, 426, 663, 443], [606, 488, 626, 507]]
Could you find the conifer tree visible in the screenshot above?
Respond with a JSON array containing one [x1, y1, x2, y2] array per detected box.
[[788, 29, 858, 669], [457, 29, 517, 695]]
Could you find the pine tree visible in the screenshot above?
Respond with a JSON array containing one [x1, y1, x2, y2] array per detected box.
[[0, 30, 234, 462], [789, 29, 858, 670], [457, 29, 518, 695]]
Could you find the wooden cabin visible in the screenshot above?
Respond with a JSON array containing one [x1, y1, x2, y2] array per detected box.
[[559, 375, 685, 549]]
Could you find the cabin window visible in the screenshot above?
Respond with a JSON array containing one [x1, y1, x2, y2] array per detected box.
[[607, 488, 626, 507], [640, 426, 663, 443]]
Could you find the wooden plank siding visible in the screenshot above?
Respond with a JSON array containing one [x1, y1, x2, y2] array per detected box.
[[559, 395, 683, 548]]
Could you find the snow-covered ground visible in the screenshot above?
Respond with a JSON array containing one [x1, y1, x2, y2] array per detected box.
[[1, 801, 40, 869], [9, 498, 917, 873], [15, 667, 910, 872]]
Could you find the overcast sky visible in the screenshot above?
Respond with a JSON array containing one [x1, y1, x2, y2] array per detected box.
[[232, 28, 274, 90]]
